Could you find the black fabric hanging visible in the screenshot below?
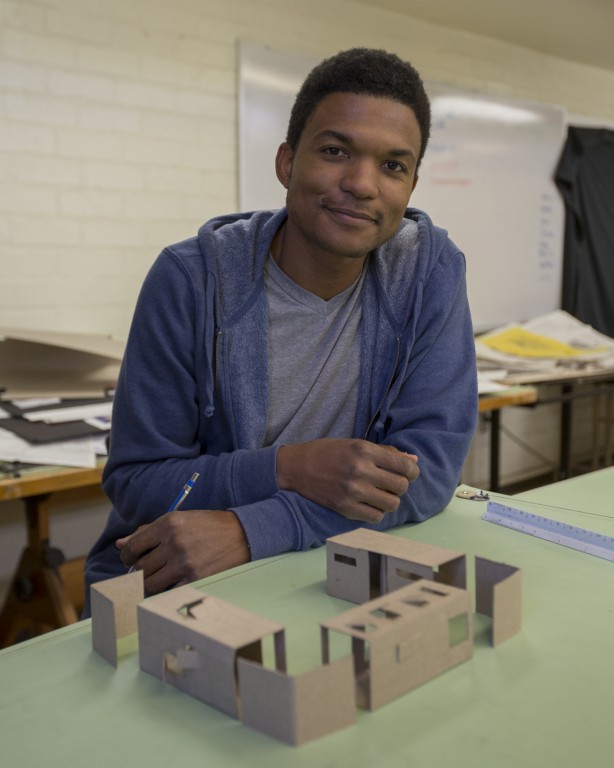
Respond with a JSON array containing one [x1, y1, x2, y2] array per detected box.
[[555, 126, 614, 337]]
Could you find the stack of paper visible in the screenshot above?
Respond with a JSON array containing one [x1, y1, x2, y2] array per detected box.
[[0, 396, 113, 470], [475, 310, 614, 375]]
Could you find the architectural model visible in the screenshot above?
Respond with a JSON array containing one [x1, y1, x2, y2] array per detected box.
[[91, 528, 522, 745]]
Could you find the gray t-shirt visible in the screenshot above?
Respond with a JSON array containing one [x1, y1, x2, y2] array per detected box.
[[263, 255, 365, 446]]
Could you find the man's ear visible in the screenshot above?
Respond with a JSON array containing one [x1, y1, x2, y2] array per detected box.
[[275, 142, 294, 190]]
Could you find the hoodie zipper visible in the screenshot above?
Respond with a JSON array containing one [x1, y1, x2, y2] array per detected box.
[[214, 327, 222, 392], [364, 334, 401, 439]]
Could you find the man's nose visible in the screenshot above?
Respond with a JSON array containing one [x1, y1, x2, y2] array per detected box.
[[340, 159, 378, 198]]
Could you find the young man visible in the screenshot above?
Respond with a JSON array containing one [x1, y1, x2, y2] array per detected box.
[[84, 48, 478, 603]]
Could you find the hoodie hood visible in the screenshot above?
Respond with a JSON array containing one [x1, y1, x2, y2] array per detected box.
[[195, 206, 455, 334]]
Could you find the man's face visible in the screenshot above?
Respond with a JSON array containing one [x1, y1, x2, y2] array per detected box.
[[276, 92, 422, 263]]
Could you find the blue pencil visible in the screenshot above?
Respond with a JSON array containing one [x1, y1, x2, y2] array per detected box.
[[168, 471, 200, 511]]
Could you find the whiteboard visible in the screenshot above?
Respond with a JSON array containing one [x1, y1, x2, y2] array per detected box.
[[238, 41, 566, 330]]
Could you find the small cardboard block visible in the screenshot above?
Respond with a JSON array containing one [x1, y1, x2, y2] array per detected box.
[[138, 586, 286, 718], [321, 579, 473, 710], [327, 528, 466, 604], [90, 570, 144, 667], [475, 556, 522, 647], [238, 655, 356, 745]]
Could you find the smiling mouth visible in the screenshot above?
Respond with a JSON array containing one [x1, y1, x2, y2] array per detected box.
[[325, 206, 377, 224]]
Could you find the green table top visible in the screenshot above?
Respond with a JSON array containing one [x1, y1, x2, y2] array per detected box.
[[2, 469, 614, 767]]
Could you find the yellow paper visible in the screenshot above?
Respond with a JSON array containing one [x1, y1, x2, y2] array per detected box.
[[480, 327, 607, 358]]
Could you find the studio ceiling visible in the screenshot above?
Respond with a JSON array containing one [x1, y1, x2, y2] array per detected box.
[[353, 0, 614, 73]]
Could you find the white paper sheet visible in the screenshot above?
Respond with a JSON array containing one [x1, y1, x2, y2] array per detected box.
[[22, 401, 114, 424], [11, 397, 62, 410], [0, 428, 98, 468], [477, 370, 510, 394]]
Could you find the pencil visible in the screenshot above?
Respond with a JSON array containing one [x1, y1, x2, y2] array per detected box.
[[168, 471, 200, 511]]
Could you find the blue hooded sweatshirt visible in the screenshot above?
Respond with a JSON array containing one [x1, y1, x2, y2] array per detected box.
[[84, 206, 477, 590]]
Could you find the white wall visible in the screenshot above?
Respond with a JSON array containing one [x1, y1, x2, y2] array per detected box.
[[2, 0, 614, 593]]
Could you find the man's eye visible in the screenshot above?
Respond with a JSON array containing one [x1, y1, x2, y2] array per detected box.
[[384, 161, 407, 173], [323, 147, 346, 157]]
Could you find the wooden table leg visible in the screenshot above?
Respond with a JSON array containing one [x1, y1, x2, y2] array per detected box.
[[592, 392, 602, 470], [0, 494, 78, 648]]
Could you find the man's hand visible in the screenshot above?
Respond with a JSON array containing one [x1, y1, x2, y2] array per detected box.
[[277, 438, 419, 524], [116, 510, 250, 595]]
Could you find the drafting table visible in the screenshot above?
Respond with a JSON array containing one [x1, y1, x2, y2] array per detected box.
[[2, 467, 613, 767], [0, 462, 105, 647]]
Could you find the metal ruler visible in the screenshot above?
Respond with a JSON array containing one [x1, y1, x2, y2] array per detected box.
[[482, 501, 614, 562]]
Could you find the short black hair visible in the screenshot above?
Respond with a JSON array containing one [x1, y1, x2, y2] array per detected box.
[[286, 48, 431, 170]]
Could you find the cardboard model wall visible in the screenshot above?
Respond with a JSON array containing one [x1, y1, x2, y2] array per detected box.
[[237, 655, 356, 746], [90, 570, 144, 667], [321, 579, 473, 710], [475, 556, 522, 646], [326, 528, 467, 603]]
